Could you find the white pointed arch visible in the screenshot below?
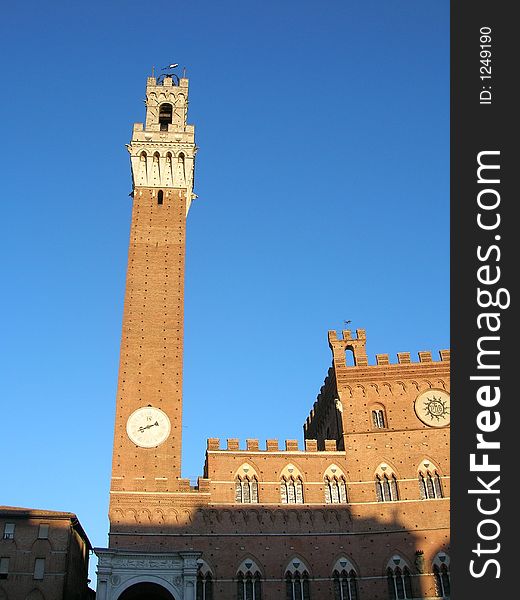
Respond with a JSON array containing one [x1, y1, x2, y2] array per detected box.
[[196, 558, 214, 577], [418, 457, 443, 475], [332, 557, 359, 600], [285, 557, 311, 600], [324, 464, 348, 504], [236, 556, 263, 600], [432, 551, 450, 568], [196, 558, 214, 600], [280, 464, 305, 504], [332, 556, 357, 574], [235, 462, 259, 479], [324, 463, 345, 479], [280, 463, 304, 479], [237, 557, 263, 576], [235, 463, 259, 504], [285, 556, 310, 576], [375, 462, 398, 478], [385, 554, 412, 571]]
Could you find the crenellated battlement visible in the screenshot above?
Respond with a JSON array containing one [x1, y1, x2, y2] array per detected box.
[[328, 329, 450, 369], [128, 72, 197, 212], [206, 437, 340, 452], [304, 330, 450, 440]]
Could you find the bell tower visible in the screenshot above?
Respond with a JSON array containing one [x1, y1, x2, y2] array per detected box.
[[109, 73, 197, 504]]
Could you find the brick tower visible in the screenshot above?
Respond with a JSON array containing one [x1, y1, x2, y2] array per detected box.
[[96, 72, 201, 600], [95, 72, 450, 600], [109, 73, 196, 499]]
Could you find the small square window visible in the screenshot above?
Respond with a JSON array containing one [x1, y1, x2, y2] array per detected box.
[[38, 524, 49, 539], [0, 557, 9, 579], [34, 558, 45, 580], [3, 523, 14, 540]]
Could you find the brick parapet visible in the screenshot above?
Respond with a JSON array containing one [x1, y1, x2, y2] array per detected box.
[[328, 328, 449, 369], [205, 438, 339, 452], [305, 331, 450, 438]]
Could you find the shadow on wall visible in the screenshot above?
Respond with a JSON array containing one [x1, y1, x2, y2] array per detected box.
[[104, 501, 450, 600]]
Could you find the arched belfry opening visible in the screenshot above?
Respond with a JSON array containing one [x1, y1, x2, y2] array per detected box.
[[159, 103, 173, 130], [117, 581, 176, 600], [345, 347, 355, 366]]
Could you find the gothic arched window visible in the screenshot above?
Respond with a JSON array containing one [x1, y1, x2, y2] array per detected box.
[[332, 558, 358, 600], [432, 553, 450, 597], [433, 564, 450, 598], [237, 559, 262, 600], [196, 572, 213, 600], [375, 473, 399, 502], [285, 570, 310, 600], [196, 561, 214, 600], [281, 476, 304, 504], [324, 476, 348, 504], [235, 475, 259, 504], [387, 566, 413, 600], [237, 571, 262, 600], [418, 461, 443, 500], [159, 103, 173, 130]]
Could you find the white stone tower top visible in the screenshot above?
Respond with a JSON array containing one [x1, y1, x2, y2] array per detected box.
[[127, 74, 197, 213]]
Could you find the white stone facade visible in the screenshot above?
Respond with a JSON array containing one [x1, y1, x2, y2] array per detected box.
[[95, 548, 201, 600], [127, 75, 197, 213]]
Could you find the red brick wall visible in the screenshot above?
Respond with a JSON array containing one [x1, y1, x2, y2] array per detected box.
[[110, 187, 187, 501]]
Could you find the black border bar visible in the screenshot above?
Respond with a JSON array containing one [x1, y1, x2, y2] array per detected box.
[[451, 2, 516, 597]]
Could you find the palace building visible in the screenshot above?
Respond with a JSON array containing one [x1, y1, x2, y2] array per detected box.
[[0, 506, 93, 600], [94, 72, 450, 600]]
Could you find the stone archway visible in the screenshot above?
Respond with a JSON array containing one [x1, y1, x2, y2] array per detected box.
[[117, 582, 176, 600], [95, 548, 199, 600]]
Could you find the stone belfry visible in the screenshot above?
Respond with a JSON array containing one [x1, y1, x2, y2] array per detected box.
[[110, 72, 197, 502]]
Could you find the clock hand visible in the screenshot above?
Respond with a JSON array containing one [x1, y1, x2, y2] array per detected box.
[[138, 421, 160, 433]]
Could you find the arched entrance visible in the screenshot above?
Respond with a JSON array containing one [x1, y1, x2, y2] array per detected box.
[[118, 582, 176, 600]]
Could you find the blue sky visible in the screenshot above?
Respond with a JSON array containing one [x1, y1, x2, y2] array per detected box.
[[0, 0, 448, 581]]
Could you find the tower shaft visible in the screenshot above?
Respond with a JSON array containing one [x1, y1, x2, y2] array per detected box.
[[109, 75, 196, 508]]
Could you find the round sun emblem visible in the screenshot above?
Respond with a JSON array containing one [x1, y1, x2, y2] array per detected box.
[[414, 389, 450, 427]]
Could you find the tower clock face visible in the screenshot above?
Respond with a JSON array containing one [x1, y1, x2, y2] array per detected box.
[[126, 406, 171, 448], [414, 389, 450, 427]]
